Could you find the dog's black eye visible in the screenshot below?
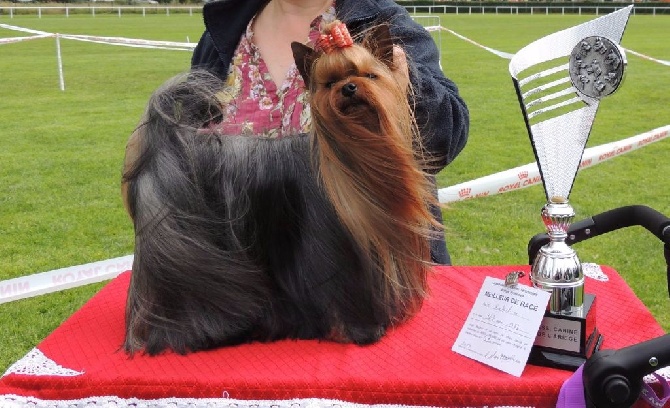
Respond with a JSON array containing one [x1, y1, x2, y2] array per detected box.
[[366, 73, 378, 79]]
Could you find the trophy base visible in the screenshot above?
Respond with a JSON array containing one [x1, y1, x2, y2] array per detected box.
[[528, 330, 603, 371], [528, 294, 602, 371]]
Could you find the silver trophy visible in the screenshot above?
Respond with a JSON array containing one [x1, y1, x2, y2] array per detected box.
[[509, 6, 632, 370]]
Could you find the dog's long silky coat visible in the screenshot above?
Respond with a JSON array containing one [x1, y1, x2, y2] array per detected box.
[[122, 24, 440, 355]]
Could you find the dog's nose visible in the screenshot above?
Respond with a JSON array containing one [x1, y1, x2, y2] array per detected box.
[[341, 83, 357, 97]]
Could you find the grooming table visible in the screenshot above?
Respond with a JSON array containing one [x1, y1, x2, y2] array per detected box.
[[0, 265, 664, 407]]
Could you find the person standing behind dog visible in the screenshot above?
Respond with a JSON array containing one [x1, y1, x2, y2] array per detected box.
[[190, 0, 469, 265]]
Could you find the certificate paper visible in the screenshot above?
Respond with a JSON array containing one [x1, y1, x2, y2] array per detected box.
[[452, 277, 551, 377]]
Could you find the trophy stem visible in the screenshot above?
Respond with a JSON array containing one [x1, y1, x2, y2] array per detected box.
[[531, 199, 585, 316]]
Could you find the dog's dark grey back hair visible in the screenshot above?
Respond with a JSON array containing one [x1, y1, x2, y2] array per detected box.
[[122, 71, 402, 355]]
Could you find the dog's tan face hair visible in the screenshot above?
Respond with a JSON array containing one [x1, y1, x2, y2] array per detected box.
[[292, 25, 403, 132]]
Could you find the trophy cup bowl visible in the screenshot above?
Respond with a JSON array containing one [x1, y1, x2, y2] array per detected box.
[[509, 6, 632, 371]]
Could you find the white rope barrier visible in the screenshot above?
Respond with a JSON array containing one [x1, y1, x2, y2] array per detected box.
[[424, 25, 670, 67], [0, 24, 195, 51], [439, 125, 670, 203], [434, 26, 516, 59], [623, 47, 670, 67], [0, 34, 52, 45], [4, 24, 666, 67], [0, 23, 50, 36], [58, 34, 194, 51], [0, 256, 133, 305]]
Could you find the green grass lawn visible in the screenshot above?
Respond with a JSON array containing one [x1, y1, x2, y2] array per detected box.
[[0, 11, 668, 373]]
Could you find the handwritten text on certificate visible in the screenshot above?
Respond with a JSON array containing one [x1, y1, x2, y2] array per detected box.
[[452, 277, 551, 377]]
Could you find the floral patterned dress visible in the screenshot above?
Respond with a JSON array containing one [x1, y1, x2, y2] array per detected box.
[[216, 4, 336, 138]]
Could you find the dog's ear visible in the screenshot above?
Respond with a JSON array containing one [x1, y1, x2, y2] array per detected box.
[[292, 42, 317, 86], [362, 24, 394, 68]]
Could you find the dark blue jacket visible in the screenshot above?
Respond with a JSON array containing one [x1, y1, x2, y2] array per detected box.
[[191, 0, 470, 264]]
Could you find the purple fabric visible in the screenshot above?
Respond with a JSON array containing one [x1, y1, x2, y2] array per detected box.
[[641, 372, 670, 407], [556, 364, 586, 408]]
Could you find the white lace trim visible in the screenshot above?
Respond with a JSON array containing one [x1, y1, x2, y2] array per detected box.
[[2, 348, 84, 378], [645, 366, 670, 383], [582, 263, 609, 282], [0, 395, 534, 408]]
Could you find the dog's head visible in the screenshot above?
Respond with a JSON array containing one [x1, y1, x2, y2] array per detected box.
[[292, 22, 409, 132]]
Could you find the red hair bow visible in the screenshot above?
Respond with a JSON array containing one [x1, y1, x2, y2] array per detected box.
[[315, 21, 353, 54]]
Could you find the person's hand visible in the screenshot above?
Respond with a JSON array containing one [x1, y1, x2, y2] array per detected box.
[[391, 45, 410, 93]]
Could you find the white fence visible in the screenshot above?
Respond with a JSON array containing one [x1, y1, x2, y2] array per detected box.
[[406, 4, 670, 15], [0, 5, 202, 18], [1, 4, 670, 18]]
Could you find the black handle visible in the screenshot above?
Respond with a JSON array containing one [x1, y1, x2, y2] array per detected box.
[[527, 205, 670, 295], [528, 205, 670, 263], [583, 333, 670, 408], [591, 205, 670, 242]]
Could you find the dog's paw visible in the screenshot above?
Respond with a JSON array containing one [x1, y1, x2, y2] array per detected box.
[[346, 324, 387, 345]]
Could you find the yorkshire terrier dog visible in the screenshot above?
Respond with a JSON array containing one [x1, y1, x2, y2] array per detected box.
[[121, 21, 440, 355]]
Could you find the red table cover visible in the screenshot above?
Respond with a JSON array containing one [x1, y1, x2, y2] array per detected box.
[[0, 265, 665, 407]]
